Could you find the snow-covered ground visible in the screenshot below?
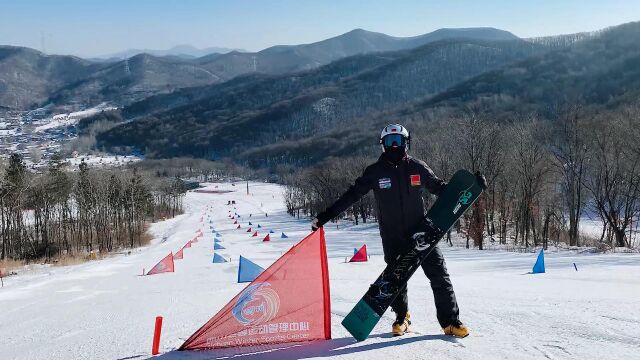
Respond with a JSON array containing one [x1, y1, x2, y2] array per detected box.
[[1, 182, 639, 360], [34, 103, 117, 132], [65, 154, 143, 168]]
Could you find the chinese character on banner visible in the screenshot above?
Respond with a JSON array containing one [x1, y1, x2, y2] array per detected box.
[[279, 322, 289, 333]]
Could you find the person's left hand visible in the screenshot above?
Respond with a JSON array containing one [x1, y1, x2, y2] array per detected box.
[[311, 218, 320, 231]]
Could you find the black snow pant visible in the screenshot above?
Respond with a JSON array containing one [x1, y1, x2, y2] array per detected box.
[[389, 245, 459, 328]]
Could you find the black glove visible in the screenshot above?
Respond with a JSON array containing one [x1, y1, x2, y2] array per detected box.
[[475, 171, 488, 189], [311, 218, 320, 231]]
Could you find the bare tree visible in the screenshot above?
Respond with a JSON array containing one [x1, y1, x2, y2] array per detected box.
[[584, 110, 640, 248], [549, 104, 590, 246]]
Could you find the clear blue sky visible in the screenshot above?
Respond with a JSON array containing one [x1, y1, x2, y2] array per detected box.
[[1, 0, 639, 57]]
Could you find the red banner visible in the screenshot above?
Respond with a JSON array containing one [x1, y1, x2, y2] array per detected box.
[[350, 244, 368, 262], [147, 253, 175, 275], [180, 228, 331, 350]]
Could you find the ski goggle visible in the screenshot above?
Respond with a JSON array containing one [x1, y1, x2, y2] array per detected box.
[[382, 134, 407, 147]]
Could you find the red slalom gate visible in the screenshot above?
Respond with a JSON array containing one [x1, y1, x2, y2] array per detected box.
[[180, 228, 331, 351]]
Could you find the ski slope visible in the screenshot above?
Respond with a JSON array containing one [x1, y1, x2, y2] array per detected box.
[[1, 182, 639, 360]]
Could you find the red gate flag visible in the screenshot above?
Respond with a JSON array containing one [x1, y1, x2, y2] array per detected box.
[[263, 234, 270, 242], [174, 248, 184, 260], [180, 228, 331, 350], [237, 225, 241, 229], [184, 241, 192, 249], [349, 244, 368, 262], [246, 228, 252, 233], [252, 231, 258, 237], [147, 253, 175, 275]]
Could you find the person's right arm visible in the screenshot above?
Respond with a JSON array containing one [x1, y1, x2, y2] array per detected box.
[[313, 166, 373, 230]]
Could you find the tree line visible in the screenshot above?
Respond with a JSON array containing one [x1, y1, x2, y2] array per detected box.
[[0, 154, 188, 261], [283, 104, 640, 250]]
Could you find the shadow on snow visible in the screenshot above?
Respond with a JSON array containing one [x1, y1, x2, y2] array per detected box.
[[151, 333, 457, 360]]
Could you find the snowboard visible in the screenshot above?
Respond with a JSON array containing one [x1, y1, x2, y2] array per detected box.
[[341, 169, 484, 341]]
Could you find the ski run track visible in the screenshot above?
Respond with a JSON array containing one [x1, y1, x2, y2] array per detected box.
[[1, 182, 639, 360]]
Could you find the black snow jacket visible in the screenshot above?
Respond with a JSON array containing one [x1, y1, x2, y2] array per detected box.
[[316, 153, 446, 262]]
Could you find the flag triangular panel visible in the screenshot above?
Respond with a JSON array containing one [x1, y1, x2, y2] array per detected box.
[[349, 244, 368, 262], [180, 228, 331, 350], [214, 243, 225, 250], [174, 248, 184, 260], [281, 232, 288, 238], [213, 253, 228, 263], [237, 256, 265, 283], [263, 234, 270, 242], [147, 253, 175, 275], [532, 249, 545, 274]]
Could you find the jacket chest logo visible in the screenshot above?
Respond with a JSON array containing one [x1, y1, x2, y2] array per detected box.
[[410, 174, 421, 186], [378, 178, 392, 189]]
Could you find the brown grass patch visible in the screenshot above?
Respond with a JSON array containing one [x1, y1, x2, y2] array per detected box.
[[0, 259, 26, 276], [52, 254, 92, 267], [140, 223, 153, 246]]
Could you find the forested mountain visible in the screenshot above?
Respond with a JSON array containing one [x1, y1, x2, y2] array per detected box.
[[0, 27, 517, 111], [47, 53, 223, 106], [95, 37, 551, 163], [93, 22, 640, 169], [0, 46, 101, 109], [0, 48, 222, 110], [416, 22, 640, 118]]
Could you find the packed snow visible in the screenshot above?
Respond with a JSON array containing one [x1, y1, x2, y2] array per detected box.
[[0, 182, 638, 360]]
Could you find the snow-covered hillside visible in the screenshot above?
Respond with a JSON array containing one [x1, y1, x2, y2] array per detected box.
[[1, 182, 638, 360], [34, 103, 117, 132]]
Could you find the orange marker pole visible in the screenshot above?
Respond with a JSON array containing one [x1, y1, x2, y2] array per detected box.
[[152, 316, 163, 355]]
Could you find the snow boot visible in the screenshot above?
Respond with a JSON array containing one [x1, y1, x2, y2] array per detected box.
[[391, 312, 411, 336], [443, 320, 469, 338]]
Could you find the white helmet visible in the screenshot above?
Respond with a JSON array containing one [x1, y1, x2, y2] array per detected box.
[[380, 124, 410, 152]]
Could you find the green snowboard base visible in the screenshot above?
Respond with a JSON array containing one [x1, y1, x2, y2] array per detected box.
[[341, 299, 380, 341]]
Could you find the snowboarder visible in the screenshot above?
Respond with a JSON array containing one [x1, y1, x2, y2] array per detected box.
[[312, 124, 486, 337]]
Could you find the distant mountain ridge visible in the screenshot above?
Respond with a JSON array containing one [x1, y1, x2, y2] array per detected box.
[[195, 27, 519, 78], [96, 44, 243, 60], [0, 27, 520, 110]]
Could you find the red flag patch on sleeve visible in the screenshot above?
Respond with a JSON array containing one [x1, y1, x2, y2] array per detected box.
[[410, 174, 421, 186]]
